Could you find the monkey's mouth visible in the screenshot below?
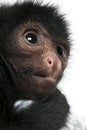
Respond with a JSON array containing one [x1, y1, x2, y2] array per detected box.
[[31, 74, 56, 85]]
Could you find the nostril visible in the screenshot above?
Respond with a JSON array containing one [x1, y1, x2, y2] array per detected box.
[[47, 58, 52, 65], [44, 52, 59, 69], [46, 57, 54, 66]]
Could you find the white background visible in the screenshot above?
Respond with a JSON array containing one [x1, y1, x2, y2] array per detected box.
[[0, 0, 87, 126]]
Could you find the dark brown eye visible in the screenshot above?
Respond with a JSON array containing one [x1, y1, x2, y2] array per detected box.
[[25, 33, 37, 44], [56, 46, 65, 57]]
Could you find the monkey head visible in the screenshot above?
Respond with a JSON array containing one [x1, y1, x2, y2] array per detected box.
[[0, 2, 70, 100]]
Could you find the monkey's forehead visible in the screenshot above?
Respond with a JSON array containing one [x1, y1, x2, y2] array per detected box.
[[0, 1, 69, 40]]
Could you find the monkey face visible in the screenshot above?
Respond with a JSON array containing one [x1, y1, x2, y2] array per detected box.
[[3, 22, 69, 99], [0, 2, 70, 129], [0, 1, 70, 100]]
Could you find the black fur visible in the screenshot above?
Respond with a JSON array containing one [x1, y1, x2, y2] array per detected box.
[[0, 1, 70, 130]]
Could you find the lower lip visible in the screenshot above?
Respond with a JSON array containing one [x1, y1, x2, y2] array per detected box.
[[32, 75, 56, 84]]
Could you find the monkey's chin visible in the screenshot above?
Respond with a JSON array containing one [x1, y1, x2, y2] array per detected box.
[[31, 75, 57, 96]]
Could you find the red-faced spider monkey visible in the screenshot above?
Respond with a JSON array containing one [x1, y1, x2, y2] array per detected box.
[[0, 1, 70, 130]]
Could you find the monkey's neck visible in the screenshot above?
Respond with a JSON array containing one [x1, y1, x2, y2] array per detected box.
[[12, 89, 69, 130]]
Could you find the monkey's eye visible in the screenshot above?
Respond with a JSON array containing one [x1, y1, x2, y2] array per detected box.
[[56, 46, 65, 57], [25, 33, 38, 44]]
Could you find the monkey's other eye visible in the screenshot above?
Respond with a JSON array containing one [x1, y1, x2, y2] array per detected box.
[[56, 46, 65, 57], [25, 33, 38, 44]]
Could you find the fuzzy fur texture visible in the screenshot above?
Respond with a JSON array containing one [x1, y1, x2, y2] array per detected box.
[[0, 1, 70, 130]]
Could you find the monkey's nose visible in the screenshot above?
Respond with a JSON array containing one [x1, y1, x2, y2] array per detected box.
[[46, 57, 54, 67], [45, 52, 61, 73]]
